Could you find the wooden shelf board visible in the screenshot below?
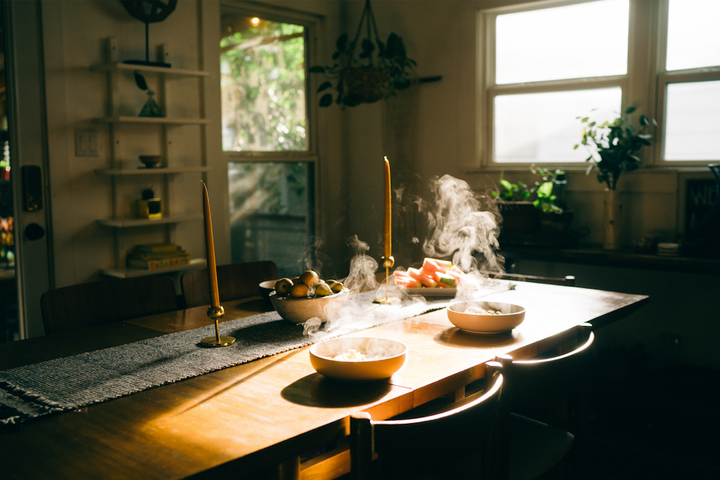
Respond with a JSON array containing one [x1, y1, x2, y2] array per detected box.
[[97, 214, 203, 228], [94, 166, 210, 176], [101, 258, 207, 279], [90, 63, 209, 77], [92, 116, 210, 125]]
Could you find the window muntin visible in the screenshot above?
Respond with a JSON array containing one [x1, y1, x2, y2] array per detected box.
[[220, 14, 307, 152], [496, 0, 628, 85], [666, 0, 720, 72], [494, 88, 622, 163]]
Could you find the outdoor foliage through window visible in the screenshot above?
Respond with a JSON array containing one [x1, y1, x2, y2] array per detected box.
[[220, 15, 307, 151]]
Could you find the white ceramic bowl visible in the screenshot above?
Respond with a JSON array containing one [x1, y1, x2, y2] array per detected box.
[[309, 337, 408, 381], [259, 279, 278, 302], [270, 289, 349, 324], [447, 301, 525, 334]]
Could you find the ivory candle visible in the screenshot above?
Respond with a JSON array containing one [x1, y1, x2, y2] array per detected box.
[[202, 181, 220, 308], [384, 156, 391, 259]]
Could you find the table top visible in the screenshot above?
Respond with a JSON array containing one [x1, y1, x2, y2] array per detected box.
[[0, 281, 648, 480]]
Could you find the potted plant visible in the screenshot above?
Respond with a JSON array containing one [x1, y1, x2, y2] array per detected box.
[[574, 105, 655, 249], [492, 166, 574, 247], [309, 0, 417, 109]]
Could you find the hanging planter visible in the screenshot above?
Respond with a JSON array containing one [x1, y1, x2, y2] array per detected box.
[[309, 0, 417, 109]]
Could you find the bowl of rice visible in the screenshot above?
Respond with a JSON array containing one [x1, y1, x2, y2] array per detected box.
[[446, 301, 525, 334], [309, 337, 408, 381]]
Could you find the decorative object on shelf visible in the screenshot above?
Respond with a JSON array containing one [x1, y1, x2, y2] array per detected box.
[[127, 243, 190, 269], [309, 0, 417, 109], [200, 181, 235, 347], [137, 188, 161, 219], [134, 72, 164, 118], [119, 0, 177, 68], [492, 166, 575, 247], [138, 154, 162, 168], [575, 105, 655, 250]]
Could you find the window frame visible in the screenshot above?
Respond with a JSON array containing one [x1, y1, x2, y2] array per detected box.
[[219, 1, 321, 270], [219, 1, 320, 165], [653, 0, 720, 166], [478, 0, 720, 169]]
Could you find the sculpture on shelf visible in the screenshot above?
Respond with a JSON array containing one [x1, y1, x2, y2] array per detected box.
[[119, 0, 178, 68]]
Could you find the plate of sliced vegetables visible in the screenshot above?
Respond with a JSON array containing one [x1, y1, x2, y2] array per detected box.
[[392, 258, 477, 296]]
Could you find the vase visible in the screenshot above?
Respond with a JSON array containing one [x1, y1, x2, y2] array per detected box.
[[603, 189, 622, 250]]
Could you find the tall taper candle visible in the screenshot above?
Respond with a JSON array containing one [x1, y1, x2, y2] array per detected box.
[[384, 156, 391, 259], [202, 181, 220, 308]]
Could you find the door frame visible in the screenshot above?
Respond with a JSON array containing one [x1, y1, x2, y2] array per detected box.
[[3, 0, 53, 338]]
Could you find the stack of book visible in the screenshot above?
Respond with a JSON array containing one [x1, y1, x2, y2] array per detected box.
[[127, 243, 190, 270]]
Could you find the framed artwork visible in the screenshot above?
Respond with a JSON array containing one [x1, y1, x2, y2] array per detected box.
[[680, 174, 718, 241]]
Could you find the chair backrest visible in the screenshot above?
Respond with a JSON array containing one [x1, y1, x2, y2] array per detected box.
[[181, 261, 279, 308], [486, 271, 576, 286], [497, 324, 594, 426], [40, 275, 178, 335], [350, 362, 506, 480]]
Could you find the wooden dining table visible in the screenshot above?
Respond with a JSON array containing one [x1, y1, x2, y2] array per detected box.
[[0, 280, 648, 480]]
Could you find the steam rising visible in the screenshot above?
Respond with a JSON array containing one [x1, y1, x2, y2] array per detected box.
[[420, 175, 502, 274]]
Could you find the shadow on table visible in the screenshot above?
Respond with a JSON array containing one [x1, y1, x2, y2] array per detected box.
[[434, 327, 519, 348], [281, 373, 393, 408]]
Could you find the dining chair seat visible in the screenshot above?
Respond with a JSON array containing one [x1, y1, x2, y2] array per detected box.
[[180, 260, 279, 308], [40, 275, 179, 335]]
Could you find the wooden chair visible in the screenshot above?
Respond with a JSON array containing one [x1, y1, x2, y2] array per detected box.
[[349, 361, 506, 480], [40, 275, 178, 335], [181, 260, 279, 308], [496, 324, 596, 480]]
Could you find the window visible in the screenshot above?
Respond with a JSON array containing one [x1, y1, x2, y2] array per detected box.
[[659, 0, 720, 163], [221, 4, 317, 277], [481, 0, 720, 166]]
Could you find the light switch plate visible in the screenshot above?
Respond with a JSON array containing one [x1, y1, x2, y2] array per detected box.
[[75, 129, 99, 157]]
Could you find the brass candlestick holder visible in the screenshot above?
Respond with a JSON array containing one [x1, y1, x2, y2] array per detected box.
[[200, 305, 236, 347], [374, 256, 400, 304]]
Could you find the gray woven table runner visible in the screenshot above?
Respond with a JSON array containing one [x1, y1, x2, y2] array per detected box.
[[0, 292, 449, 426]]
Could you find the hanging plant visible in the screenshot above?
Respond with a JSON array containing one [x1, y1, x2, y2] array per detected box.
[[309, 0, 417, 109]]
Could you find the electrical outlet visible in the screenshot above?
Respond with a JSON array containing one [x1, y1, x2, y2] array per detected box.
[[75, 129, 99, 157]]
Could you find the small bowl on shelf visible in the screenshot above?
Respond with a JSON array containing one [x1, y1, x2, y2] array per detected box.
[[309, 337, 408, 381], [447, 301, 525, 334], [139, 155, 162, 168], [269, 289, 349, 324]]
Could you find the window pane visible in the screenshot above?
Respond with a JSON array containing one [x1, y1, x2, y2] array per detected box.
[[496, 0, 628, 84], [228, 162, 313, 277], [221, 15, 307, 152], [664, 81, 720, 161], [494, 88, 622, 163], [667, 0, 720, 71]]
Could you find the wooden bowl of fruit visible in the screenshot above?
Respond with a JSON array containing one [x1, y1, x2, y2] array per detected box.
[[269, 270, 348, 324]]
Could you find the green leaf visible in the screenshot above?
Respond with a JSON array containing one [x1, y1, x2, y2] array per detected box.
[[316, 81, 332, 93], [308, 66, 326, 74], [319, 93, 333, 108], [500, 179, 513, 191], [573, 144, 579, 150], [639, 114, 650, 126], [361, 38, 375, 54], [537, 181, 553, 198], [332, 51, 341, 60], [624, 105, 637, 114]]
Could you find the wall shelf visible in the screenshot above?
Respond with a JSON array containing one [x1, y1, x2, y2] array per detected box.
[[94, 166, 210, 176], [89, 62, 210, 78], [97, 214, 203, 228], [101, 258, 207, 279], [92, 116, 210, 125]]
